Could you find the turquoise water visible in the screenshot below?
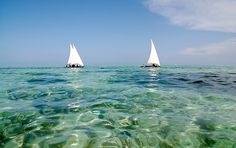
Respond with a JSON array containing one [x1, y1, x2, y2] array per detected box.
[[0, 66, 236, 147]]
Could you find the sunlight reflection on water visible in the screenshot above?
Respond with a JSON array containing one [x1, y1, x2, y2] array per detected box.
[[0, 66, 236, 147]]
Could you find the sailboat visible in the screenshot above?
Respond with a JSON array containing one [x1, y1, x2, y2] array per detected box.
[[66, 44, 84, 68], [142, 39, 160, 67]]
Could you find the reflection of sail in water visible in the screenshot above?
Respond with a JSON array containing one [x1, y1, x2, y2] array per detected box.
[[147, 69, 159, 92], [67, 70, 82, 109], [68, 68, 83, 89], [148, 69, 159, 77]]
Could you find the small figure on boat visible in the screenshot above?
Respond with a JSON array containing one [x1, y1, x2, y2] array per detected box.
[[141, 39, 160, 68], [66, 44, 84, 68], [66, 64, 84, 68], [152, 64, 158, 67]]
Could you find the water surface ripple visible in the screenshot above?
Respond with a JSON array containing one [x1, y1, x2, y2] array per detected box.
[[0, 66, 236, 147]]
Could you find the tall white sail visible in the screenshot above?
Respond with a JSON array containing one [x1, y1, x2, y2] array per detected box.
[[67, 44, 84, 66], [147, 40, 160, 66]]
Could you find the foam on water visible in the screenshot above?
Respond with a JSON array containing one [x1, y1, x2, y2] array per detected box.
[[0, 66, 236, 147]]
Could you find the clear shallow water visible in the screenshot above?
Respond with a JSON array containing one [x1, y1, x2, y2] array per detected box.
[[0, 66, 236, 148]]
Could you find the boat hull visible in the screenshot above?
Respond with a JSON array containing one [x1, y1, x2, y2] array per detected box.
[[65, 66, 84, 68], [66, 64, 84, 68], [140, 65, 160, 68]]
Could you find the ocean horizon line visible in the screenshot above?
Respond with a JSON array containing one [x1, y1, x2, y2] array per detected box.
[[0, 64, 236, 68]]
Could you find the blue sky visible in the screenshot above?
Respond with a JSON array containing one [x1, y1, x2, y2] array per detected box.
[[0, 0, 235, 66]]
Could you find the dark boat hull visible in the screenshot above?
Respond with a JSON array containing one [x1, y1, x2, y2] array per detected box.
[[140, 65, 160, 68], [65, 64, 84, 68], [66, 66, 84, 68]]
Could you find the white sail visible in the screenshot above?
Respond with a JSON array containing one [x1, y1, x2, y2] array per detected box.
[[147, 40, 160, 66], [67, 44, 84, 66]]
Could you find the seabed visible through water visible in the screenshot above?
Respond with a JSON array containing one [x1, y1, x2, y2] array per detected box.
[[0, 66, 236, 147]]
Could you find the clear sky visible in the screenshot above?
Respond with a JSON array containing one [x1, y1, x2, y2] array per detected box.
[[0, 0, 236, 66]]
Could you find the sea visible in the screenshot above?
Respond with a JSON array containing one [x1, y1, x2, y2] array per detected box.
[[0, 66, 236, 148]]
